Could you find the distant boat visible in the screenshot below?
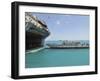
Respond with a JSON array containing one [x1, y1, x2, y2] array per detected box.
[[46, 40, 89, 49], [48, 46, 89, 49]]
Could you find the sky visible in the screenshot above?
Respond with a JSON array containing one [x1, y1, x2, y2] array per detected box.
[[32, 12, 89, 41]]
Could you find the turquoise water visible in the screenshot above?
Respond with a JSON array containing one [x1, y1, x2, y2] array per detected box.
[[25, 48, 89, 68]]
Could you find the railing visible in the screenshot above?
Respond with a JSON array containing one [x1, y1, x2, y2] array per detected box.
[[26, 22, 50, 37]]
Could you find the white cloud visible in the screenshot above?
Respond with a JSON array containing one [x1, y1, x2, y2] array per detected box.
[[56, 21, 61, 25]]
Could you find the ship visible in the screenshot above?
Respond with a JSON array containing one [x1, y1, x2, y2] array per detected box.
[[46, 40, 89, 49], [25, 12, 50, 50], [47, 46, 89, 49]]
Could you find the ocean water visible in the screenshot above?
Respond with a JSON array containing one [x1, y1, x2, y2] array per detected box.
[[25, 48, 89, 68]]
